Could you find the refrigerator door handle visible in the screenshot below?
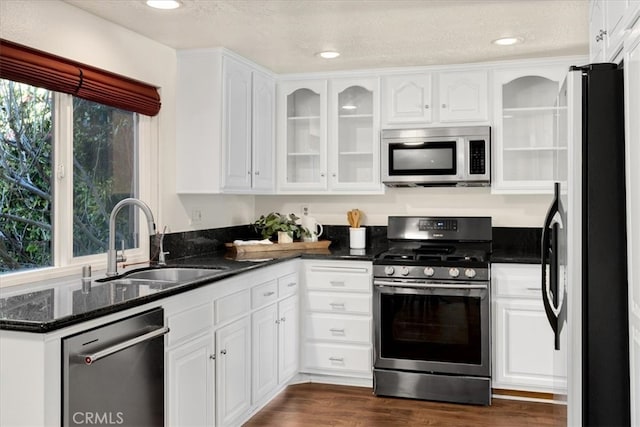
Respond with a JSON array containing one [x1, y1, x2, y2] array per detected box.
[[541, 182, 562, 350]]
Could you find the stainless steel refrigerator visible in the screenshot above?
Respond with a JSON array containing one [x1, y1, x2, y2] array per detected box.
[[542, 63, 630, 426]]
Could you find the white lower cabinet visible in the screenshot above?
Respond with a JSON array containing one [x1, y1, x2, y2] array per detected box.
[[492, 263, 567, 393], [167, 333, 215, 426], [301, 260, 373, 379], [164, 261, 299, 427], [216, 316, 252, 426]]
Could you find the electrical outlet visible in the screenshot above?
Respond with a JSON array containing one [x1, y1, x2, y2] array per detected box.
[[300, 205, 309, 216], [191, 209, 202, 224]]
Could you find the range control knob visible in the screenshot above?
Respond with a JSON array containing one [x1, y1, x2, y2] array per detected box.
[[449, 267, 460, 278], [400, 266, 410, 276], [464, 268, 477, 278], [384, 266, 395, 276], [423, 267, 435, 277]]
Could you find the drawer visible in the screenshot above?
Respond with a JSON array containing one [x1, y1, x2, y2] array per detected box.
[[167, 302, 213, 347], [306, 265, 371, 293], [305, 291, 371, 315], [303, 342, 372, 374], [278, 272, 298, 298], [304, 313, 371, 344], [492, 263, 542, 299], [252, 279, 278, 309], [215, 289, 250, 324]]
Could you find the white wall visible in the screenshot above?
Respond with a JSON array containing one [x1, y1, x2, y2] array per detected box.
[[256, 188, 552, 227], [0, 0, 255, 233]]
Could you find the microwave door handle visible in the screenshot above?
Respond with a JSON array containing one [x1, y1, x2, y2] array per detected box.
[[541, 182, 560, 349]]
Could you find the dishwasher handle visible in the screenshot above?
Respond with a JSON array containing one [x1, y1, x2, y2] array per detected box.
[[83, 326, 169, 365]]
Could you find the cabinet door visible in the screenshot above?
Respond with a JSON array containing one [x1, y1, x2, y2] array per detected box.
[[329, 77, 381, 191], [252, 304, 278, 404], [605, 0, 629, 58], [491, 65, 567, 194], [382, 73, 432, 125], [222, 56, 252, 190], [493, 298, 567, 392], [167, 334, 215, 427], [278, 80, 328, 190], [624, 24, 640, 427], [278, 295, 299, 383], [216, 316, 251, 426], [252, 71, 276, 192], [438, 70, 488, 122]]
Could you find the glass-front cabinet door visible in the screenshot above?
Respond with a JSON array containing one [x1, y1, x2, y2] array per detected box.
[[492, 65, 568, 194], [277, 80, 327, 191], [329, 78, 381, 191]]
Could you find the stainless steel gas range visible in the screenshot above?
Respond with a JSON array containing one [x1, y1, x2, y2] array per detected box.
[[373, 216, 492, 405]]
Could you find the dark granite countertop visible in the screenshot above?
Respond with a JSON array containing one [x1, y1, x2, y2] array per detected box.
[[0, 242, 378, 334], [0, 223, 541, 333]]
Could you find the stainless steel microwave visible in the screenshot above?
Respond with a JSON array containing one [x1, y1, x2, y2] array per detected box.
[[381, 126, 491, 187]]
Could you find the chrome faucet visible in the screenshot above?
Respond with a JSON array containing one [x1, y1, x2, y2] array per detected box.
[[106, 198, 156, 277], [158, 225, 169, 266]]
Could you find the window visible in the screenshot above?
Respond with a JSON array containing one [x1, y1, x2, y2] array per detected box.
[[0, 79, 149, 276]]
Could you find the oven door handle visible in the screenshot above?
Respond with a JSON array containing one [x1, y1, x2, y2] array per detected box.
[[373, 279, 487, 290]]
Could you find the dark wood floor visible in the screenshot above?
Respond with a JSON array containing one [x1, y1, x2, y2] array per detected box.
[[244, 383, 566, 427]]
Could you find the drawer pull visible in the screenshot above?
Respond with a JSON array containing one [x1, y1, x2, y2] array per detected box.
[[330, 281, 345, 287], [526, 287, 539, 291], [287, 282, 297, 287], [329, 328, 345, 335], [329, 357, 344, 362], [263, 291, 275, 297], [329, 302, 346, 310]]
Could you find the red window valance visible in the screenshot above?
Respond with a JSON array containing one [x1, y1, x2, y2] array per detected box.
[[0, 39, 161, 116]]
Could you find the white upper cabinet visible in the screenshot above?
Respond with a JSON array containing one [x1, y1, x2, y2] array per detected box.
[[222, 56, 276, 193], [492, 64, 568, 194], [175, 49, 275, 194], [277, 77, 383, 194], [382, 73, 432, 124], [277, 80, 328, 191], [329, 77, 382, 192], [438, 70, 489, 122], [381, 70, 488, 127], [590, 0, 640, 63]]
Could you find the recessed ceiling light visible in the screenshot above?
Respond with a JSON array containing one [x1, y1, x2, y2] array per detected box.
[[317, 51, 340, 59], [492, 37, 523, 46], [146, 0, 181, 10]]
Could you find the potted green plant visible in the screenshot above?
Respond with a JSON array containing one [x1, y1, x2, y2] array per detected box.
[[252, 212, 309, 243]]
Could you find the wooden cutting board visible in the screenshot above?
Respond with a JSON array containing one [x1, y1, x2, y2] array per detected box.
[[225, 240, 331, 254]]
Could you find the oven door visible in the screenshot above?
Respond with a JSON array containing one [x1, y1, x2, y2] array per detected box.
[[373, 279, 490, 377]]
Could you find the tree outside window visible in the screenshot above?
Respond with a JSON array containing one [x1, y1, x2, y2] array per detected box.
[[0, 79, 139, 274]]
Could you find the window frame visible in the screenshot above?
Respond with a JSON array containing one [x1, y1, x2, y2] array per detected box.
[[1, 92, 158, 288]]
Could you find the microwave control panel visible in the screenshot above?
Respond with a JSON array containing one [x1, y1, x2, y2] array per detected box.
[[469, 140, 486, 175]]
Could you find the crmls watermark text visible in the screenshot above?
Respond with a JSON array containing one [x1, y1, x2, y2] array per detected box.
[[72, 412, 124, 425]]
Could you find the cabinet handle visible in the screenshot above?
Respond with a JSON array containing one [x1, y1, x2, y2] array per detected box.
[[329, 328, 345, 334], [329, 357, 344, 362], [280, 317, 286, 322], [329, 302, 345, 310], [442, 104, 447, 108], [254, 171, 260, 175], [220, 349, 227, 355], [247, 171, 251, 175], [320, 173, 325, 177], [209, 354, 216, 360], [526, 287, 539, 291], [330, 280, 345, 287], [332, 173, 336, 178], [287, 282, 296, 287], [263, 291, 275, 297], [424, 104, 430, 109], [275, 319, 280, 324]]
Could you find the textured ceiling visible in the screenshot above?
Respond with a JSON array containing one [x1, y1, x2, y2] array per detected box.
[[63, 0, 589, 74]]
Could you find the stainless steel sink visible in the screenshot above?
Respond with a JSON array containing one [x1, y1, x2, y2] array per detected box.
[[123, 267, 226, 282]]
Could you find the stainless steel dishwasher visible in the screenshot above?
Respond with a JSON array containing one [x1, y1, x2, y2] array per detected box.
[[62, 307, 168, 427]]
